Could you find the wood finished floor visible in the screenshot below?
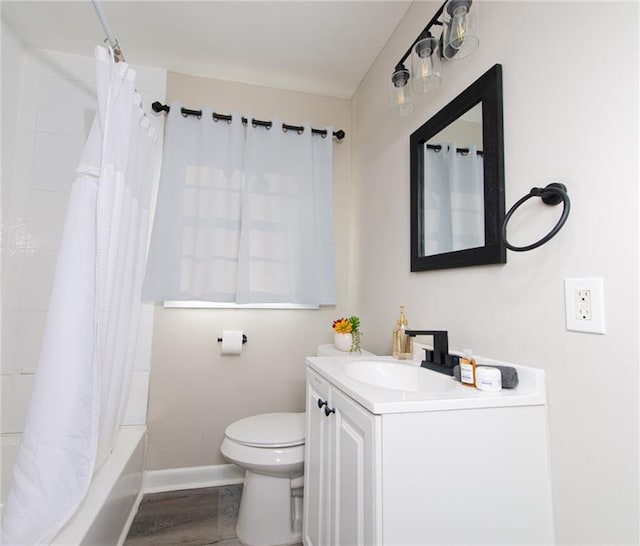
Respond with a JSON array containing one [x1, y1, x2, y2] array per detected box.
[[124, 484, 303, 546]]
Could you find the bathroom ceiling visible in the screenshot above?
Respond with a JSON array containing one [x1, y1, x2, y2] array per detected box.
[[1, 0, 412, 99]]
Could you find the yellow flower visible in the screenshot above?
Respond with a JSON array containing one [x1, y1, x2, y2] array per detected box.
[[332, 318, 352, 334]]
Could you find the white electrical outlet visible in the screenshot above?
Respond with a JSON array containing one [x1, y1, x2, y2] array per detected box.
[[576, 289, 591, 320], [565, 278, 606, 334]]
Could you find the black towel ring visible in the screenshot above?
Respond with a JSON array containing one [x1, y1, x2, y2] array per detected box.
[[501, 183, 571, 252]]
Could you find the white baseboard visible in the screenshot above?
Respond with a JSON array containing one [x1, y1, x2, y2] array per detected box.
[[143, 463, 245, 494]]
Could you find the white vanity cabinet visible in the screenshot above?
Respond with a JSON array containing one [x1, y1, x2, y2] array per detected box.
[[303, 369, 381, 546], [303, 357, 555, 546], [303, 369, 332, 546]]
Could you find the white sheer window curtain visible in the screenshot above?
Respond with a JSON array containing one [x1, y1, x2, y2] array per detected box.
[[143, 103, 336, 305], [424, 143, 484, 254]]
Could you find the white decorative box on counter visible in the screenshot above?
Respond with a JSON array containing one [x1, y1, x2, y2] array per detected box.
[[303, 355, 554, 546]]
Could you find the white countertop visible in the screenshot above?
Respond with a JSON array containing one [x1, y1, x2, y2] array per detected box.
[[306, 355, 547, 414]]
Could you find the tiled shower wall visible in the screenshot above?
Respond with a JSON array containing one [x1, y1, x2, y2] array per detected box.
[[1, 22, 166, 433]]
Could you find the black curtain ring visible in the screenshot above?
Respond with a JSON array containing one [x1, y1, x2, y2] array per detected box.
[[501, 183, 571, 252]]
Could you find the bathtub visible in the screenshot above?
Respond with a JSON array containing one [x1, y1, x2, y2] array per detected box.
[[1, 425, 146, 545]]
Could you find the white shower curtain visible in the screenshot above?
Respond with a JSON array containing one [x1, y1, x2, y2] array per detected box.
[[2, 46, 160, 545], [423, 143, 484, 255], [143, 104, 335, 305]]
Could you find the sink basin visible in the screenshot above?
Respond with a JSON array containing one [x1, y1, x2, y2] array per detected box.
[[343, 360, 458, 393]]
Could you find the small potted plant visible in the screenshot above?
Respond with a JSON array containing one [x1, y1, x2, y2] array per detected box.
[[332, 316, 362, 353]]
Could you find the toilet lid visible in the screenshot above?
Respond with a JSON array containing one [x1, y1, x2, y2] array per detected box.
[[225, 412, 305, 448]]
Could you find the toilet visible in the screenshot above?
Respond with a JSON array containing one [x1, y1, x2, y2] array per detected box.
[[221, 344, 374, 546], [220, 412, 305, 546]]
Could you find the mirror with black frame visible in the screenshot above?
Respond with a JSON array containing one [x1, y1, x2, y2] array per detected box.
[[410, 63, 506, 271]]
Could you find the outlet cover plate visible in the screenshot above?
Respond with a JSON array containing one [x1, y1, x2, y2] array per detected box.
[[564, 278, 606, 334]]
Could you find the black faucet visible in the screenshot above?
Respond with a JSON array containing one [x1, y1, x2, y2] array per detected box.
[[404, 330, 460, 376]]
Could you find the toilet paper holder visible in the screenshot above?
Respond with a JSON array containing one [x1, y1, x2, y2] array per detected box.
[[217, 334, 248, 344]]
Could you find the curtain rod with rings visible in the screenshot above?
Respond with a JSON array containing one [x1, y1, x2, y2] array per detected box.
[[151, 102, 346, 141], [427, 143, 483, 156]]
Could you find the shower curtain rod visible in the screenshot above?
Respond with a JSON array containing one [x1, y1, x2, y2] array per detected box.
[[91, 0, 125, 62], [151, 102, 346, 141]]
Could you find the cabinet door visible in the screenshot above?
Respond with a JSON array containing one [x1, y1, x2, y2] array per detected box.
[[303, 370, 332, 546], [331, 388, 380, 546]]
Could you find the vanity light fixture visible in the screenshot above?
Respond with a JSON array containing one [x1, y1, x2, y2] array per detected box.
[[390, 0, 480, 116]]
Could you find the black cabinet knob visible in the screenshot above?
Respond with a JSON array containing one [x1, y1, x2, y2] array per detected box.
[[324, 406, 335, 417], [317, 398, 327, 409]]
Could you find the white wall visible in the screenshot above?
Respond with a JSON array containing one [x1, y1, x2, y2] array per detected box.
[[0, 21, 167, 433], [351, 1, 638, 544]]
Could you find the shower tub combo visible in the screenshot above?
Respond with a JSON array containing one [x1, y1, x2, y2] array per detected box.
[[1, 426, 146, 545]]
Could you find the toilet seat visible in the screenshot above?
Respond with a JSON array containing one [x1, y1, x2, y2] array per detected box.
[[225, 412, 305, 448]]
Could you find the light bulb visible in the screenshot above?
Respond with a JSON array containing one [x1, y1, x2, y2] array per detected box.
[[411, 35, 442, 93], [449, 5, 469, 49], [443, 0, 479, 60], [389, 64, 414, 116]]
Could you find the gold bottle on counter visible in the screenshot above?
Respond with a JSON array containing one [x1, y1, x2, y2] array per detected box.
[[392, 306, 413, 360]]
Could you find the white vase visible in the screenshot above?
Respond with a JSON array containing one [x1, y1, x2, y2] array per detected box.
[[334, 332, 352, 352]]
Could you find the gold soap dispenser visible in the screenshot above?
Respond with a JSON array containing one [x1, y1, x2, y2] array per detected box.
[[392, 306, 413, 360]]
